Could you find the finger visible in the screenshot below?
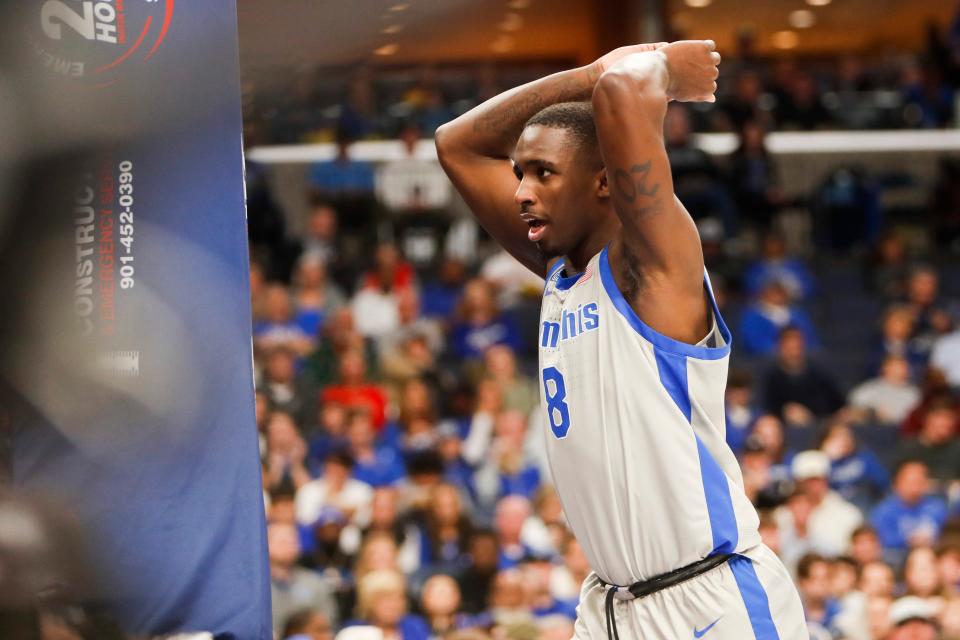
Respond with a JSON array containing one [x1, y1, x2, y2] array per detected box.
[[704, 39, 716, 51], [711, 52, 721, 65]]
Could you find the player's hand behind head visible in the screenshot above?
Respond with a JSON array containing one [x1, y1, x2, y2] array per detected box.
[[660, 40, 721, 103]]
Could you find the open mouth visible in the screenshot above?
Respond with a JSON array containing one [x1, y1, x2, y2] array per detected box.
[[525, 218, 547, 242]]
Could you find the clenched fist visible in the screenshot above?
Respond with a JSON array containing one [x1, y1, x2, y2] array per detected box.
[[660, 40, 721, 103]]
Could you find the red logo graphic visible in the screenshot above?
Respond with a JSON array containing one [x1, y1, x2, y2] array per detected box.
[[33, 0, 174, 86]]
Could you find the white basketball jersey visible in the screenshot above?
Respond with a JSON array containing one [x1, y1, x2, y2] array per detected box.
[[538, 246, 760, 587]]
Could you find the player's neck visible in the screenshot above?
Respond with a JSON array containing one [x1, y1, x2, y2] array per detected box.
[[564, 217, 619, 272]]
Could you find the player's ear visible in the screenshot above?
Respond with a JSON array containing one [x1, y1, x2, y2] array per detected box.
[[597, 168, 610, 199]]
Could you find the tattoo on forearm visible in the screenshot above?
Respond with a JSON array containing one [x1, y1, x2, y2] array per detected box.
[[471, 68, 595, 144]]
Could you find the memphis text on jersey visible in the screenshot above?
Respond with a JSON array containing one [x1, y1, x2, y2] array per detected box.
[[540, 302, 600, 348]]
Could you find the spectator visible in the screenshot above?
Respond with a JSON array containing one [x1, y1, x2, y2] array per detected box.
[[760, 327, 844, 425], [931, 324, 960, 389], [339, 487, 420, 576], [848, 355, 921, 426], [741, 436, 793, 510], [305, 308, 378, 390], [549, 535, 591, 612], [483, 345, 538, 416], [901, 369, 959, 436], [320, 349, 389, 430], [458, 529, 500, 614], [293, 253, 347, 338], [307, 401, 350, 470], [345, 409, 406, 487], [308, 130, 376, 201], [898, 400, 960, 484], [869, 304, 927, 380], [887, 595, 940, 640], [775, 71, 830, 130], [664, 103, 735, 226], [860, 561, 896, 599], [488, 569, 534, 627], [743, 233, 816, 303], [421, 257, 468, 320], [416, 482, 474, 570], [296, 450, 374, 527], [261, 347, 310, 419], [797, 553, 843, 632], [739, 280, 819, 356], [863, 230, 910, 300], [352, 244, 415, 341], [255, 284, 315, 356], [450, 279, 522, 362], [474, 411, 542, 509], [850, 526, 884, 567], [719, 69, 766, 132], [819, 420, 890, 510], [300, 201, 341, 271], [420, 574, 468, 637], [348, 570, 430, 640], [269, 521, 339, 636], [494, 496, 535, 570], [300, 506, 354, 578], [904, 264, 956, 355], [725, 369, 759, 454], [266, 412, 313, 492], [281, 608, 334, 640], [375, 123, 451, 214], [870, 461, 947, 557], [776, 450, 863, 558], [480, 250, 545, 311], [904, 546, 946, 603]]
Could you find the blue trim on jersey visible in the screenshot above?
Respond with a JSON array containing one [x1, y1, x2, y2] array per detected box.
[[653, 350, 692, 422], [555, 269, 584, 291], [654, 350, 739, 555], [730, 555, 781, 639], [598, 245, 731, 360], [547, 259, 565, 281], [695, 436, 739, 554]]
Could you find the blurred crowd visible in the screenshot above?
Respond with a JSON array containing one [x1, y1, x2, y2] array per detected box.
[[242, 17, 960, 145]]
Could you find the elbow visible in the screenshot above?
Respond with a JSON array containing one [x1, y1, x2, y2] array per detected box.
[[593, 67, 668, 112], [434, 122, 453, 163]]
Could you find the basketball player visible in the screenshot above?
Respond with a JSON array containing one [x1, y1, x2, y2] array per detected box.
[[435, 41, 806, 639]]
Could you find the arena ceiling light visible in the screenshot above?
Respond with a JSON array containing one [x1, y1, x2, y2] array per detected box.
[[507, 0, 532, 8], [388, 3, 410, 12], [805, 0, 831, 5], [499, 12, 524, 31], [381, 24, 404, 34], [684, 0, 713, 8], [374, 43, 399, 56], [491, 35, 514, 53], [771, 30, 799, 49], [789, 9, 816, 28]]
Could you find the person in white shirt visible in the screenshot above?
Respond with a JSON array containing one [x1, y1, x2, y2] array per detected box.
[[848, 355, 921, 425], [931, 328, 960, 389], [775, 450, 863, 559], [295, 450, 373, 528]]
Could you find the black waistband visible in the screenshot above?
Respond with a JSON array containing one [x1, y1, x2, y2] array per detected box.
[[598, 553, 735, 640], [600, 552, 735, 599]]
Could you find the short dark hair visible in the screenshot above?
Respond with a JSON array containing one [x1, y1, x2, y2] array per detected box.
[[797, 552, 828, 580], [525, 101, 601, 167]]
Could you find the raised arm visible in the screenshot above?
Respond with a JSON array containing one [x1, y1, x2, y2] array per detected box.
[[435, 44, 666, 277], [591, 41, 721, 344]]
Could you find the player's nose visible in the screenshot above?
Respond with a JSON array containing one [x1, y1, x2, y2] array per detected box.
[[514, 179, 535, 207]]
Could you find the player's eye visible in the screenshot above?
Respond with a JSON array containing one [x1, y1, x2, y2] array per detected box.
[[537, 167, 552, 178], [513, 165, 523, 180]]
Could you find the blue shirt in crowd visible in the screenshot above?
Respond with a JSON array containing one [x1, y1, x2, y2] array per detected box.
[[870, 494, 947, 551]]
